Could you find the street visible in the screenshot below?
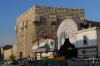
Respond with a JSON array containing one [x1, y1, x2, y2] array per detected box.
[[0, 63, 17, 66], [0, 64, 17, 66]]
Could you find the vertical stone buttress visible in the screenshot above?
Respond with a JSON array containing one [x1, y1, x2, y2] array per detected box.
[[16, 6, 36, 58]]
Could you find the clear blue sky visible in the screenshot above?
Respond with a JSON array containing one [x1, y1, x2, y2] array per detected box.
[[0, 0, 100, 46]]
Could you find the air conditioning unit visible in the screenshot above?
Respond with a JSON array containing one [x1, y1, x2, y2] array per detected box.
[[49, 15, 57, 25], [33, 14, 40, 23]]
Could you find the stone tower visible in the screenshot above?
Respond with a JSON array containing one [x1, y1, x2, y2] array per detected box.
[[15, 5, 87, 58]]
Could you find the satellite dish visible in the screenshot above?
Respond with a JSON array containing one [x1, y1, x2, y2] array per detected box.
[[57, 19, 78, 50]]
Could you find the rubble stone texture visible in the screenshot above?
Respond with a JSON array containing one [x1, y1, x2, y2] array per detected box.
[[15, 5, 87, 58], [4, 48, 13, 60], [13, 44, 17, 58]]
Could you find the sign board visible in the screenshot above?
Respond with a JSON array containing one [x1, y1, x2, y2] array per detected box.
[[57, 19, 78, 50], [33, 38, 54, 52], [28, 55, 30, 57], [44, 56, 65, 61], [42, 54, 50, 57], [33, 48, 54, 52]]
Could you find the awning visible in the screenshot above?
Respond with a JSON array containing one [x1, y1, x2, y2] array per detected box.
[[33, 40, 39, 43], [44, 36, 54, 40]]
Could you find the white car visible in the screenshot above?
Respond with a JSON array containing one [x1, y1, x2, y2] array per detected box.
[[87, 58, 100, 64], [18, 60, 29, 66], [18, 61, 25, 66]]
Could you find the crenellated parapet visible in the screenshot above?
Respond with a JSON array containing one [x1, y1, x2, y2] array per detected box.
[[17, 5, 85, 21], [16, 5, 86, 31], [33, 5, 80, 11]]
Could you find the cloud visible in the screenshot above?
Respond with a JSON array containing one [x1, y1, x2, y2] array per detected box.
[[0, 37, 16, 46]]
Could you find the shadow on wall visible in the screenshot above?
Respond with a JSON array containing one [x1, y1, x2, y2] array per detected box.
[[58, 31, 98, 58], [75, 37, 98, 58], [0, 54, 3, 59], [75, 37, 97, 48]]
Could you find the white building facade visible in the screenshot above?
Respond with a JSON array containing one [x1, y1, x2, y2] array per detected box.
[[75, 27, 100, 58]]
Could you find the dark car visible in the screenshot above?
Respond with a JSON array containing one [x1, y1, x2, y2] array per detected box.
[[11, 60, 18, 65]]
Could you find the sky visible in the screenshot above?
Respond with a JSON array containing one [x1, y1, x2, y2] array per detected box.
[[0, 0, 100, 46]]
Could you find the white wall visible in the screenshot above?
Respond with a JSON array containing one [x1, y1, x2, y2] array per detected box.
[[75, 29, 97, 48]]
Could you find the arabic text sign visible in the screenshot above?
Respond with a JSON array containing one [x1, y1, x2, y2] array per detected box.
[[33, 48, 54, 52]]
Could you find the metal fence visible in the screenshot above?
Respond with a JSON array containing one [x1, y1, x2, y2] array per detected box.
[[67, 60, 100, 66], [25, 60, 100, 66]]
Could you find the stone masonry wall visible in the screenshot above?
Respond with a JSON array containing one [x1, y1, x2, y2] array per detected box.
[[1, 47, 4, 59], [15, 5, 86, 58], [33, 5, 85, 39], [16, 5, 36, 58], [4, 48, 12, 60], [13, 44, 17, 58]]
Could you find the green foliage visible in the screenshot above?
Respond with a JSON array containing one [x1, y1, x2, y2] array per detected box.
[[0, 59, 4, 61], [22, 57, 27, 60], [19, 57, 28, 61], [19, 58, 23, 61], [9, 54, 15, 59]]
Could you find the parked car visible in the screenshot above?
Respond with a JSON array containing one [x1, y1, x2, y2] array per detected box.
[[7, 59, 17, 65], [11, 60, 18, 65], [87, 58, 100, 64], [87, 58, 100, 60]]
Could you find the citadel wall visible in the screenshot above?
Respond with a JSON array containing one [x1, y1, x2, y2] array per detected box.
[[4, 48, 13, 60], [13, 44, 18, 58], [15, 5, 86, 58]]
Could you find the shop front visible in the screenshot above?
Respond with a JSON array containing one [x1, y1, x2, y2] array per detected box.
[[33, 37, 55, 60]]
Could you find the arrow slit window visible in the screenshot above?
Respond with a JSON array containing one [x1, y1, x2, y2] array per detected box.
[[21, 22, 24, 29], [25, 19, 28, 28], [83, 35, 87, 45]]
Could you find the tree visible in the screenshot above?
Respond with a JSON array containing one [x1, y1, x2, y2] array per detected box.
[[9, 54, 15, 59]]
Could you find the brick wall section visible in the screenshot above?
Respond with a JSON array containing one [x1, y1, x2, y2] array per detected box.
[[15, 5, 87, 58], [4, 48, 12, 60]]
